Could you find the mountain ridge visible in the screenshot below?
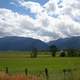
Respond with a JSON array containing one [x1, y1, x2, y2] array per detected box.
[[0, 36, 48, 51], [48, 36, 80, 49], [0, 36, 80, 51]]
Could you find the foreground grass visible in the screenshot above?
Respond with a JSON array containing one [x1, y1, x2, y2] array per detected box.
[[0, 71, 41, 80], [0, 52, 80, 80]]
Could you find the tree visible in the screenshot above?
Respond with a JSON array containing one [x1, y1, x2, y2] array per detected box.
[[60, 51, 66, 57], [49, 45, 58, 57], [67, 49, 78, 57], [31, 47, 38, 58]]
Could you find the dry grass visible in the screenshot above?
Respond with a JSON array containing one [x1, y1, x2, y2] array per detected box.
[[0, 71, 42, 80]]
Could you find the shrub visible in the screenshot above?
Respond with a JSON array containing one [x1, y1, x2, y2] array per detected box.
[[60, 51, 66, 57], [49, 45, 58, 57], [31, 47, 38, 58]]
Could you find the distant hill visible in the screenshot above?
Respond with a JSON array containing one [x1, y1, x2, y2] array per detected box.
[[0, 36, 80, 51], [48, 36, 80, 49], [0, 36, 48, 51]]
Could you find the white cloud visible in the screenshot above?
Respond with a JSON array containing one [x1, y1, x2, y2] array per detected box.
[[0, 0, 80, 42], [0, 8, 35, 37], [19, 1, 44, 14], [0, 8, 54, 41]]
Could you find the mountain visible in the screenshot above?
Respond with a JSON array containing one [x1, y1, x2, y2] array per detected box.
[[0, 36, 80, 51], [48, 36, 80, 49], [0, 36, 48, 51]]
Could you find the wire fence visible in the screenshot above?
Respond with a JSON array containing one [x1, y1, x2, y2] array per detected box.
[[0, 67, 80, 80]]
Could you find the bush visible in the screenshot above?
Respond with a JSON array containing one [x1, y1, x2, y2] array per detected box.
[[49, 45, 58, 57], [60, 51, 66, 57], [31, 47, 38, 58], [66, 49, 80, 57]]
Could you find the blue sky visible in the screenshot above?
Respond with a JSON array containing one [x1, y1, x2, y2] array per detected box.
[[0, 0, 48, 15], [0, 0, 48, 7], [0, 0, 80, 41], [0, 0, 29, 15], [26, 0, 48, 5]]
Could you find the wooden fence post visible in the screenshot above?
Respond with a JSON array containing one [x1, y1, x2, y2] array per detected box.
[[25, 68, 28, 75], [67, 69, 73, 80], [5, 67, 8, 74], [63, 69, 66, 80], [63, 69, 73, 80], [45, 68, 49, 80]]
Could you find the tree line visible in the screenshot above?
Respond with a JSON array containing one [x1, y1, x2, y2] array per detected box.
[[30, 45, 80, 58]]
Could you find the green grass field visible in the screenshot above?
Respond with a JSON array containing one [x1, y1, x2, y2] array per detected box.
[[0, 51, 80, 80], [0, 51, 80, 72]]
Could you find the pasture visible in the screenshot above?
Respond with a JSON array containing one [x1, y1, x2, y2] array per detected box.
[[0, 51, 80, 80]]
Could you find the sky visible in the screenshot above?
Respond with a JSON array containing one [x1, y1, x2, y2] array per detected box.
[[0, 0, 80, 42]]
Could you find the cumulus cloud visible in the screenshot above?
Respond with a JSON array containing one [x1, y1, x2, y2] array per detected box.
[[0, 8, 53, 41], [0, 0, 80, 42], [19, 1, 44, 14], [0, 8, 35, 37]]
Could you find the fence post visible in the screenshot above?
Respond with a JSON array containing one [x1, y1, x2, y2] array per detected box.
[[67, 69, 73, 80], [63, 69, 73, 80], [45, 68, 49, 80], [63, 69, 66, 80], [5, 67, 8, 74], [25, 68, 28, 75]]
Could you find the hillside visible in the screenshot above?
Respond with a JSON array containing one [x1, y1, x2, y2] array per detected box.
[[0, 36, 48, 51], [0, 36, 80, 51], [48, 36, 80, 49]]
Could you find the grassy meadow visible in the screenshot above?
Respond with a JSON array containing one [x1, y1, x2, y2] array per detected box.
[[0, 51, 80, 80]]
